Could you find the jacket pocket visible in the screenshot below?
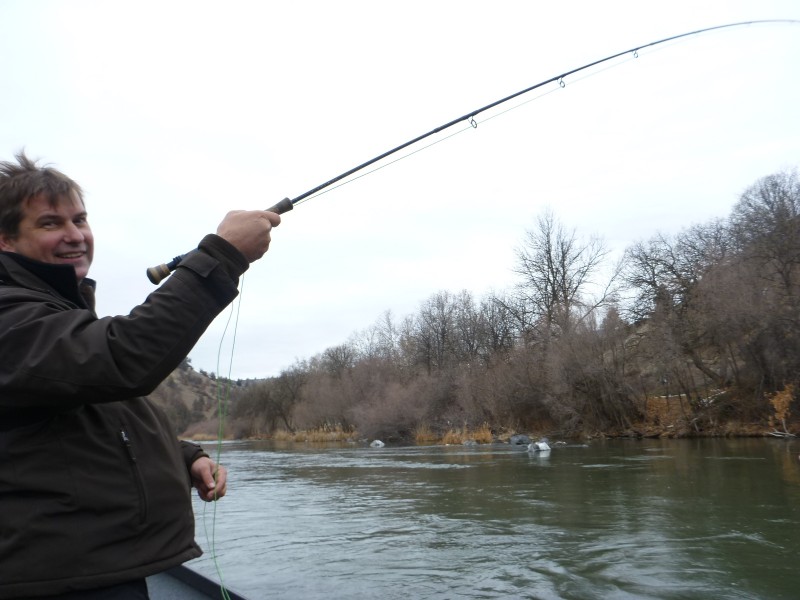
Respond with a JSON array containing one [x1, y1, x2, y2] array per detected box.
[[120, 426, 148, 525]]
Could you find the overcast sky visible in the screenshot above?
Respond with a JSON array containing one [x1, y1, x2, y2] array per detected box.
[[1, 1, 799, 379]]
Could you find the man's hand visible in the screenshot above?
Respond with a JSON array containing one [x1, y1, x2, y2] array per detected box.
[[190, 456, 228, 502], [216, 210, 281, 263]]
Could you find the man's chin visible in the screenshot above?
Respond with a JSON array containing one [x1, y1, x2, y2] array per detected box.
[[62, 261, 91, 281]]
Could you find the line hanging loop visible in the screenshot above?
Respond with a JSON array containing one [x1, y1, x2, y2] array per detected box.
[[633, 49, 639, 58], [469, 116, 478, 128], [558, 77, 566, 88]]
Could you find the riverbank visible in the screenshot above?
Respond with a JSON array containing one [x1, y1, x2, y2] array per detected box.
[[187, 396, 797, 445]]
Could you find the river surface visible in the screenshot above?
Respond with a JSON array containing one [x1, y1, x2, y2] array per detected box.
[[185, 438, 800, 599]]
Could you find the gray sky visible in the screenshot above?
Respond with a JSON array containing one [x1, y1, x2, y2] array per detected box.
[[2, 1, 799, 378]]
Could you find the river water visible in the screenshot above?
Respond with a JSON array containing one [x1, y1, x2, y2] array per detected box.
[[186, 438, 800, 599]]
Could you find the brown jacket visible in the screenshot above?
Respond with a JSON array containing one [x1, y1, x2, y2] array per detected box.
[[0, 235, 248, 598]]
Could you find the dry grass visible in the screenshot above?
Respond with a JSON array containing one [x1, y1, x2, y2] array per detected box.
[[186, 432, 220, 442], [472, 423, 494, 444], [414, 424, 439, 444], [440, 422, 494, 445], [273, 426, 354, 443], [271, 429, 300, 442], [769, 385, 794, 432], [441, 429, 464, 445], [239, 422, 504, 445]]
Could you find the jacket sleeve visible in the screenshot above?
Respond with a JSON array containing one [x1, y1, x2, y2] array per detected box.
[[181, 440, 210, 471], [0, 235, 250, 410]]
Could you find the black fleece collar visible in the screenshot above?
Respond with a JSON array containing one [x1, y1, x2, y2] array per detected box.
[[0, 252, 96, 311]]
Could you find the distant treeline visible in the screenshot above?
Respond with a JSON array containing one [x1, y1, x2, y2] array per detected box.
[[225, 168, 800, 441]]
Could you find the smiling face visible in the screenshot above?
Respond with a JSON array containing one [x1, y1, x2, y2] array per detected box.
[[0, 192, 94, 281]]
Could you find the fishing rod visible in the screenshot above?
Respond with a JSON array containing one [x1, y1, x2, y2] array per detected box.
[[146, 18, 798, 284]]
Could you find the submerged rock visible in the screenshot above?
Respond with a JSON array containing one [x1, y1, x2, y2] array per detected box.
[[509, 434, 532, 446]]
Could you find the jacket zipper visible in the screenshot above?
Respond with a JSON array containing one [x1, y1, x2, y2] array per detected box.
[[120, 427, 148, 525]]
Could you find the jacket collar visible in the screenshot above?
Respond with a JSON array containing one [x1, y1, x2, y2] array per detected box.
[[0, 252, 96, 311]]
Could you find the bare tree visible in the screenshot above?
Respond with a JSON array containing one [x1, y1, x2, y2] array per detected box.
[[623, 221, 733, 392], [513, 209, 613, 340], [621, 222, 729, 322], [730, 170, 800, 297], [409, 291, 458, 372], [727, 169, 800, 390], [321, 344, 356, 378], [476, 293, 516, 361]]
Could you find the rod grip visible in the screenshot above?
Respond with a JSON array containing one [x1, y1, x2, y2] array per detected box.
[[146, 256, 185, 284], [267, 197, 294, 214], [146, 197, 293, 284]]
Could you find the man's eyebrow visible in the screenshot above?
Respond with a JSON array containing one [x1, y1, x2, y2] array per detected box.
[[33, 211, 64, 223], [32, 210, 87, 225]]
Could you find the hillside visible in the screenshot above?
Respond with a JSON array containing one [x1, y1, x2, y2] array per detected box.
[[145, 361, 244, 439]]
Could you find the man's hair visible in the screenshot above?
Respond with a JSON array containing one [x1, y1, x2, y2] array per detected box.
[[0, 151, 84, 237]]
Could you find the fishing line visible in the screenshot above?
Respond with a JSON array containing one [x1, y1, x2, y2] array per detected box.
[[198, 273, 246, 600], [146, 19, 799, 285], [318, 19, 768, 201], [298, 50, 642, 204], [284, 19, 800, 208], [300, 121, 477, 202]]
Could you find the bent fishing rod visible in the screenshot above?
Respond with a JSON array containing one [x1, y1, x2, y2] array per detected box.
[[146, 18, 798, 284]]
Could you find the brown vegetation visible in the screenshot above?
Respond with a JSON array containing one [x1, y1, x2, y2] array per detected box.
[[147, 169, 800, 444]]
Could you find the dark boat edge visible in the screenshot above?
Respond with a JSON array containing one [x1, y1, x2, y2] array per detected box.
[[147, 564, 252, 600]]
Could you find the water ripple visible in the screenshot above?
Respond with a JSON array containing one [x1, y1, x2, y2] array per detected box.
[[188, 440, 800, 600]]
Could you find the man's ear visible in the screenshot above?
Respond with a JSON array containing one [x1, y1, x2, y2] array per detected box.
[[0, 233, 16, 252]]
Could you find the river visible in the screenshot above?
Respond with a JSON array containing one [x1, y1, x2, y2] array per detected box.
[[185, 437, 800, 599]]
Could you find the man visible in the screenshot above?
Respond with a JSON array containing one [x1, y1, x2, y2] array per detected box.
[[0, 152, 281, 599]]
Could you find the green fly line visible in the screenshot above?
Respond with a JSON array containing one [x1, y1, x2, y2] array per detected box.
[[199, 272, 247, 600]]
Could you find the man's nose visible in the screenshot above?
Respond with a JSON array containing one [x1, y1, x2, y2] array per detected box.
[[63, 221, 85, 242]]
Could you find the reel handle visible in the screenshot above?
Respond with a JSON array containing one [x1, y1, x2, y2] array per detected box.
[[146, 197, 293, 284]]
